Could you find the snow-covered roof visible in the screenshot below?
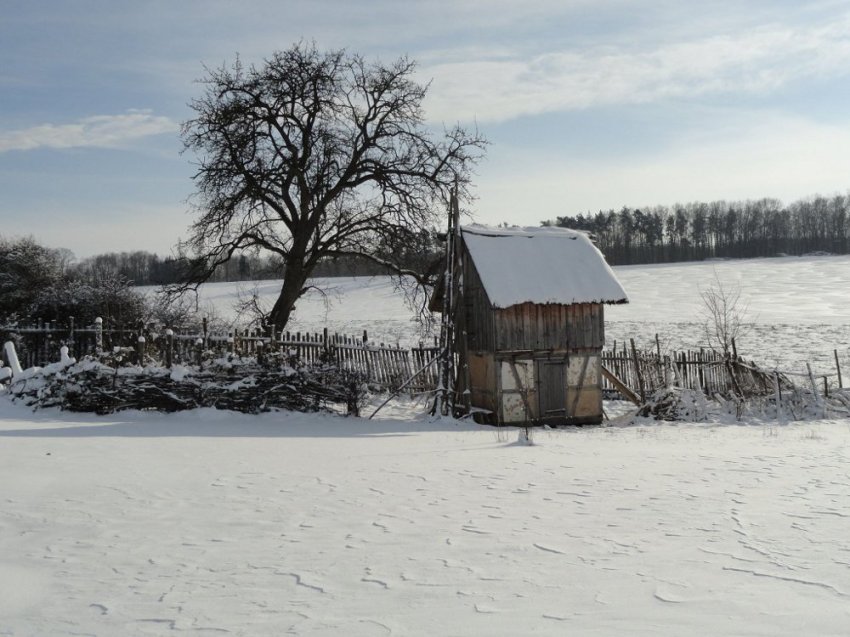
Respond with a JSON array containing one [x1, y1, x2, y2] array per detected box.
[[462, 225, 628, 308]]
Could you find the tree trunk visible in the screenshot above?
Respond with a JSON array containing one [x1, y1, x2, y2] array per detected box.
[[269, 257, 308, 330]]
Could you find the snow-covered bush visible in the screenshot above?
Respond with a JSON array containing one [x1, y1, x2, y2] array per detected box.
[[634, 382, 850, 423], [0, 236, 147, 328], [0, 236, 65, 323], [7, 351, 369, 417], [636, 387, 712, 421], [30, 273, 146, 327]]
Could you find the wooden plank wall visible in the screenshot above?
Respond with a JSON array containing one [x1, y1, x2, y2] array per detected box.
[[459, 235, 608, 355], [461, 251, 496, 353], [493, 302, 604, 352]]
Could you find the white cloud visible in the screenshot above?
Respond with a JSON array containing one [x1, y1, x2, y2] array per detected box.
[[421, 16, 850, 123], [0, 111, 178, 152]]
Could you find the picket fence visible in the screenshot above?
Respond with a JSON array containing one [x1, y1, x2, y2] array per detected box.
[[601, 342, 813, 402], [0, 320, 441, 394], [3, 320, 828, 403]]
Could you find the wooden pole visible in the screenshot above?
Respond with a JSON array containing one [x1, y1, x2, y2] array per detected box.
[[94, 317, 103, 354], [630, 338, 646, 402], [725, 356, 743, 398], [434, 183, 461, 416], [136, 336, 146, 366], [601, 365, 640, 405], [165, 329, 174, 369], [834, 350, 842, 388], [806, 362, 824, 417]]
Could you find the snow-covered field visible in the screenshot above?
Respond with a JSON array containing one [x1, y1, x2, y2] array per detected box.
[[3, 407, 850, 635], [4, 254, 850, 636], [608, 254, 850, 374], [184, 254, 850, 373]]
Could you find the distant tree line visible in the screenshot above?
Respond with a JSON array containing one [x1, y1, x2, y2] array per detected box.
[[76, 230, 443, 287], [0, 236, 216, 330], [544, 193, 850, 265], [0, 236, 145, 327], [75, 249, 276, 287]]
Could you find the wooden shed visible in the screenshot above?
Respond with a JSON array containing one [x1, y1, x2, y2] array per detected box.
[[430, 225, 628, 426]]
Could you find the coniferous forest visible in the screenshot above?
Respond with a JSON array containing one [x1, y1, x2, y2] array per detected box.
[[544, 193, 850, 265]]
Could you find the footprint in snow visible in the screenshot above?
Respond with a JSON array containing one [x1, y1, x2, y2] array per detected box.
[[533, 543, 567, 555], [653, 586, 689, 603]]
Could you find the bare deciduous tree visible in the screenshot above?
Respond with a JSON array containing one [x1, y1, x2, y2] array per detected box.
[[699, 272, 751, 356], [177, 42, 486, 329]]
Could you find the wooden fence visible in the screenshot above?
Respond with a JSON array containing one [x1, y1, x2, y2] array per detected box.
[[1, 320, 820, 402], [0, 321, 128, 369], [0, 321, 440, 394], [602, 344, 796, 401]]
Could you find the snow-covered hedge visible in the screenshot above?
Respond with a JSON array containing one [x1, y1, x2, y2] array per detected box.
[[6, 352, 368, 416]]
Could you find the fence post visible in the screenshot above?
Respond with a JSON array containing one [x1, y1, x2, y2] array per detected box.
[[834, 350, 842, 388], [94, 317, 103, 353], [806, 362, 825, 417], [630, 338, 646, 403], [165, 329, 174, 369], [323, 327, 329, 361], [256, 340, 264, 365], [35, 318, 43, 367], [4, 341, 23, 378], [202, 317, 209, 349], [725, 356, 743, 398], [195, 338, 203, 368], [136, 336, 146, 366]]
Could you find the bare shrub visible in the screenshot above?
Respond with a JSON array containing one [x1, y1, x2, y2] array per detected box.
[[699, 272, 751, 356]]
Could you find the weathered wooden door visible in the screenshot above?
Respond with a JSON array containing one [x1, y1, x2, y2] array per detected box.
[[537, 360, 567, 421], [536, 355, 603, 424]]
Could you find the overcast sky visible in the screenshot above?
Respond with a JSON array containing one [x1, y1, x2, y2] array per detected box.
[[2, 0, 850, 258]]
